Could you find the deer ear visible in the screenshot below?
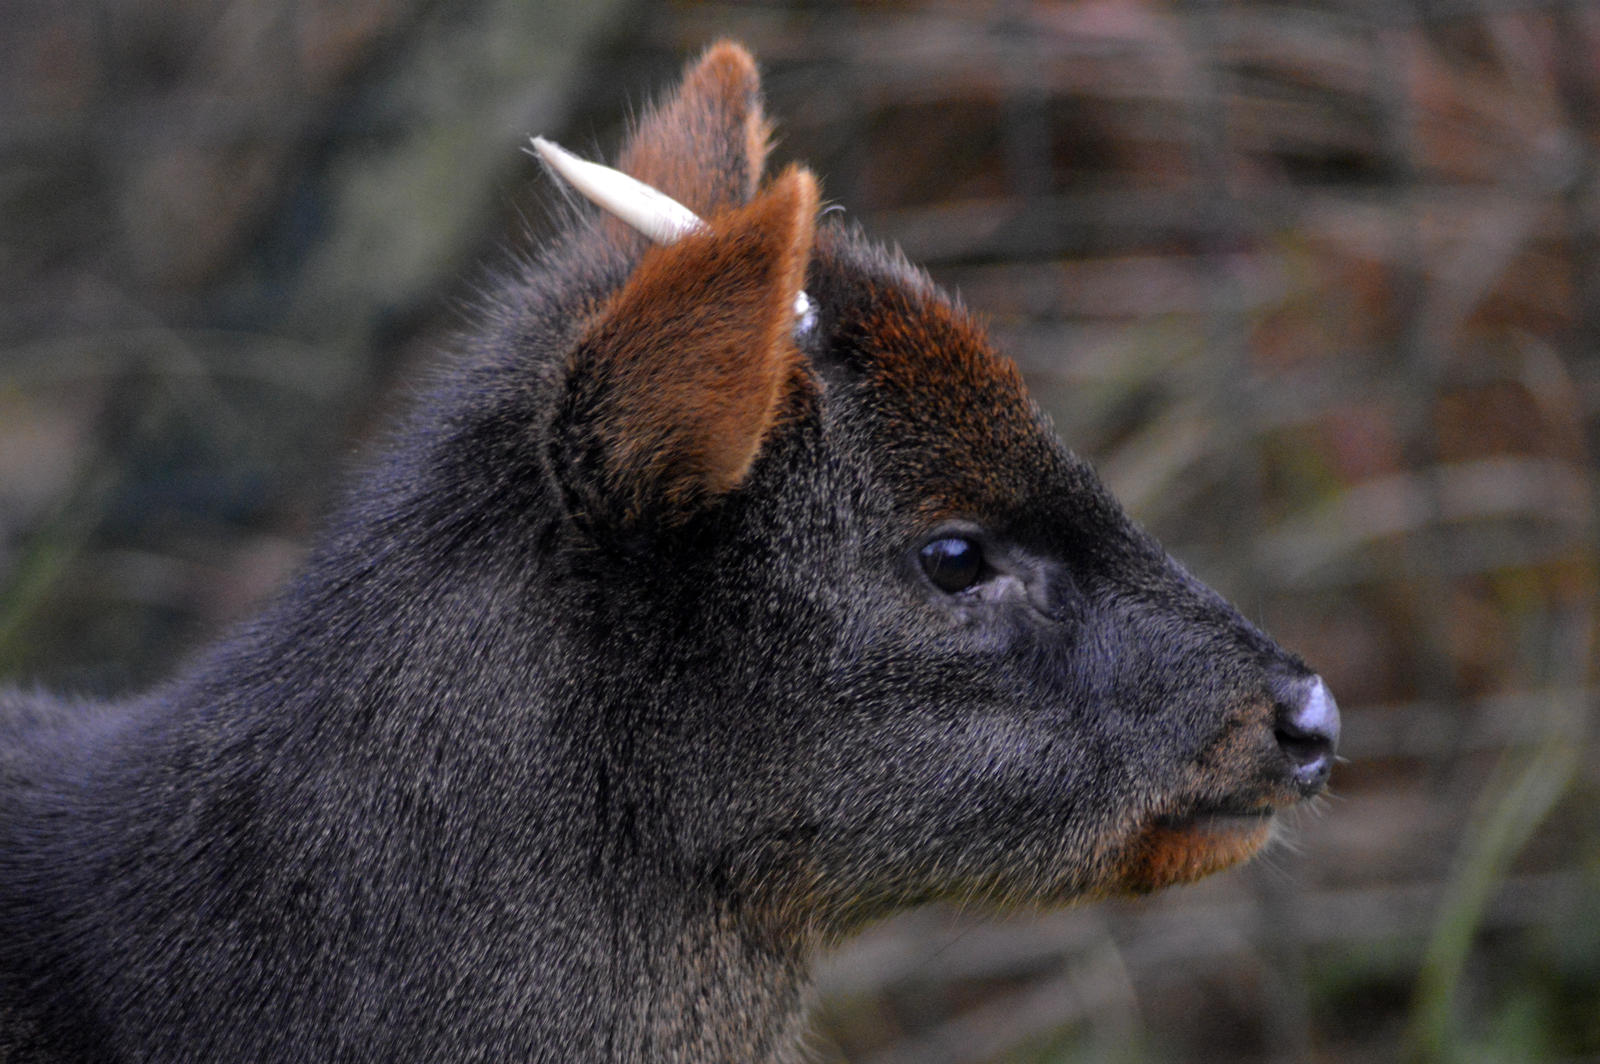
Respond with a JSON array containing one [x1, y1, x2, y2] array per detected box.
[[551, 166, 819, 538], [616, 40, 771, 216]]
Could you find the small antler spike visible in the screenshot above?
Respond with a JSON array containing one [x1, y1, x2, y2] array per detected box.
[[531, 136, 706, 244], [532, 136, 815, 330]]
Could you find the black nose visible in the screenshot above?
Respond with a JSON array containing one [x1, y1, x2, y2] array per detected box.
[[1273, 674, 1340, 795]]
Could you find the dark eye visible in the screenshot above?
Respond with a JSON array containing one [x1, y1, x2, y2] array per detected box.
[[919, 536, 984, 594]]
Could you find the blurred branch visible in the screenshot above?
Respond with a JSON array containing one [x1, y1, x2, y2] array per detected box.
[[0, 459, 116, 676], [855, 940, 1138, 1064], [1405, 611, 1592, 1061], [1259, 456, 1594, 587], [0, 330, 354, 397]]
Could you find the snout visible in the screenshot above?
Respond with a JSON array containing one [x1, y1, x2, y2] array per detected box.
[[1108, 670, 1339, 895], [1271, 673, 1340, 795]]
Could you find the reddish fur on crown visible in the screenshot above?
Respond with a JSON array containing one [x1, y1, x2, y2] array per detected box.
[[618, 41, 772, 219], [818, 253, 1062, 521], [572, 166, 819, 521]]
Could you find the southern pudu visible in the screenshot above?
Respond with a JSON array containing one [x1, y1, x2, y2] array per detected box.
[[0, 42, 1339, 1063]]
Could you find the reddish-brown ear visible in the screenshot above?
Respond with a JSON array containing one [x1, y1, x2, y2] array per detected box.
[[551, 166, 819, 536], [616, 40, 771, 217]]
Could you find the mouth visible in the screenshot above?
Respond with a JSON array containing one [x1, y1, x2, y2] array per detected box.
[[1112, 802, 1278, 894]]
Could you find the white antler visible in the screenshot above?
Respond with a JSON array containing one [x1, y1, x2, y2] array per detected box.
[[530, 136, 705, 244], [530, 136, 815, 332]]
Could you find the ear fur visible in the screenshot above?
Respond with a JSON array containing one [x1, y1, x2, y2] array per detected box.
[[552, 167, 820, 537], [617, 40, 771, 217]]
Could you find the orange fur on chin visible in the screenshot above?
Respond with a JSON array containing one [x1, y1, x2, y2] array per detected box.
[[1113, 815, 1275, 894]]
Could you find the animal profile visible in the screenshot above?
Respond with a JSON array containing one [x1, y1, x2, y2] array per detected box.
[[0, 41, 1338, 1063]]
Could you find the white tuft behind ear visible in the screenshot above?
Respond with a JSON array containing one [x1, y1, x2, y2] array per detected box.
[[532, 136, 815, 330]]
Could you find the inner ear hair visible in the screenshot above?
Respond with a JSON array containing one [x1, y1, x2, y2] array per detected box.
[[552, 167, 821, 535]]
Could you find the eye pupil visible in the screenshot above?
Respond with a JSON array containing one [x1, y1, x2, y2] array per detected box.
[[919, 537, 984, 593]]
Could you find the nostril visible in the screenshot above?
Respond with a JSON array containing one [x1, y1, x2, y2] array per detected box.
[[1276, 728, 1330, 770], [1273, 675, 1340, 792], [1284, 676, 1340, 749]]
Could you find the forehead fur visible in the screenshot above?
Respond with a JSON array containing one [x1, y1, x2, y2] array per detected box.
[[811, 227, 1064, 524]]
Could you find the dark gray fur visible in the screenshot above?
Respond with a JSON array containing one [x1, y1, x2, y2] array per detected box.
[[0, 55, 1333, 1064]]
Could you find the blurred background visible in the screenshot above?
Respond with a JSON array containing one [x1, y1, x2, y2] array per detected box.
[[2, 1, 1597, 1060]]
